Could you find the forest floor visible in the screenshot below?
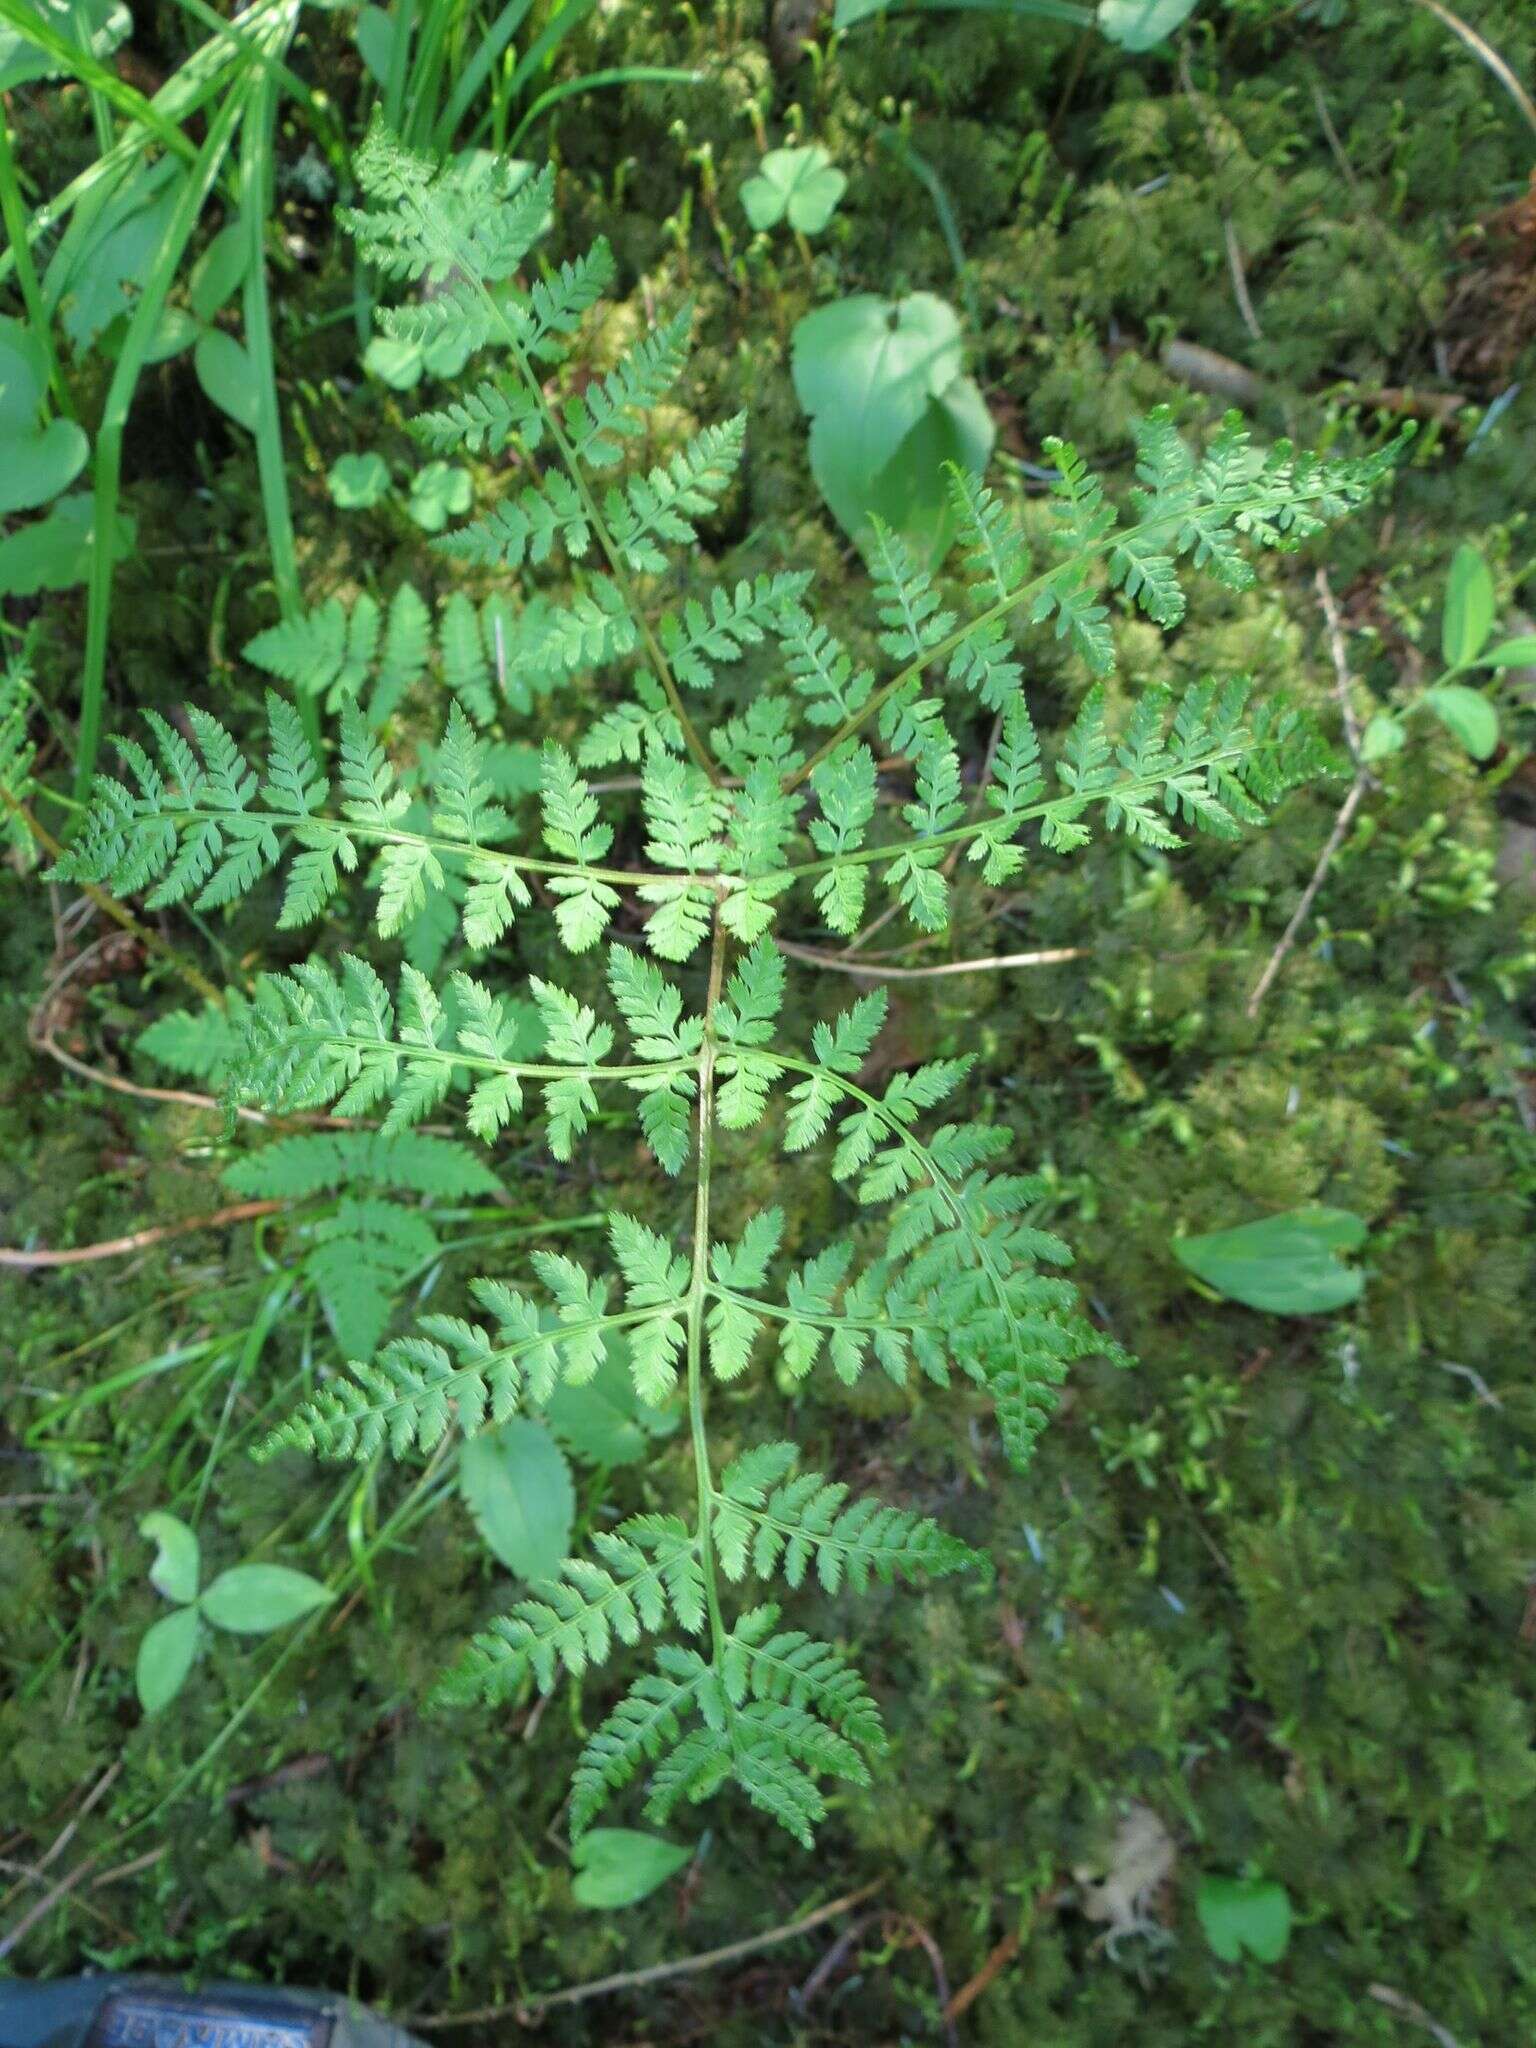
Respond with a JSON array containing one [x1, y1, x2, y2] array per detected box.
[[4, 2, 1536, 2042]]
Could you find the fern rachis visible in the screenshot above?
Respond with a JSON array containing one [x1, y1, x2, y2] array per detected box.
[[51, 119, 1406, 1848]]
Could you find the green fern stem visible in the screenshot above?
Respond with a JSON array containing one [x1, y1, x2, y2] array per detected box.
[[779, 749, 1261, 890], [789, 485, 1379, 791], [686, 896, 733, 1674], [408, 180, 720, 783]]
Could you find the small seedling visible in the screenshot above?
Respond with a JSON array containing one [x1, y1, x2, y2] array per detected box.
[[1363, 544, 1532, 766], [740, 144, 847, 236], [136, 1512, 333, 1714]]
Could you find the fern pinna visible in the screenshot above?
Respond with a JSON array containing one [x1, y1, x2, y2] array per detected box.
[[56, 120, 1404, 1847]]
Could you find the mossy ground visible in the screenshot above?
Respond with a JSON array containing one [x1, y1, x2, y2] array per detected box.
[[3, 1, 1535, 2039]]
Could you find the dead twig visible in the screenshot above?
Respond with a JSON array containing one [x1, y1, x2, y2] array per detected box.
[[1, 1200, 285, 1269], [1246, 570, 1374, 1017], [1367, 1982, 1465, 2048], [779, 941, 1086, 981], [943, 1928, 1022, 2022], [405, 1880, 884, 2028]]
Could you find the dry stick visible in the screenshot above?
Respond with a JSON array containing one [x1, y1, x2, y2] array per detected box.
[[1179, 49, 1264, 343], [1367, 1982, 1465, 2048], [1245, 569, 1373, 1018], [779, 940, 1087, 981], [943, 1928, 1023, 2023], [1407, 0, 1536, 141], [0, 1199, 286, 1270], [29, 1026, 354, 1131], [405, 1881, 884, 2029]]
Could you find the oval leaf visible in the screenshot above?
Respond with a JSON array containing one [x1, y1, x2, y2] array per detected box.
[[1173, 1207, 1367, 1316], [1425, 683, 1498, 761], [199, 1562, 334, 1634], [189, 223, 251, 323], [1475, 635, 1536, 669], [544, 1343, 679, 1466], [140, 1510, 200, 1603], [194, 329, 260, 431], [136, 1605, 201, 1714], [459, 1418, 574, 1580], [570, 1828, 691, 1909], [1440, 544, 1495, 667]]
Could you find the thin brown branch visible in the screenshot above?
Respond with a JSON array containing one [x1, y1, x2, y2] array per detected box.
[[404, 1880, 884, 2029], [1, 1200, 285, 1269], [0, 785, 223, 1005], [779, 940, 1086, 981], [1368, 1982, 1465, 2048], [1244, 773, 1367, 1018]]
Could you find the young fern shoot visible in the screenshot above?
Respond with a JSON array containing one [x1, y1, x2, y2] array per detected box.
[[56, 120, 1406, 1847]]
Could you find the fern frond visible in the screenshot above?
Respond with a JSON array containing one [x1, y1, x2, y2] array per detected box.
[[432, 1514, 703, 1704]]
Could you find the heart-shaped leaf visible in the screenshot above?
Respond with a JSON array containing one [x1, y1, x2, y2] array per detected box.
[[328, 452, 391, 509], [0, 316, 88, 515], [741, 146, 847, 235], [459, 1418, 574, 1580], [136, 1605, 202, 1715], [1425, 683, 1499, 760], [792, 291, 992, 567], [1441, 544, 1495, 668], [1173, 1207, 1367, 1315], [570, 1829, 691, 1909], [200, 1563, 334, 1633], [1197, 1873, 1292, 1964], [140, 1510, 200, 1604]]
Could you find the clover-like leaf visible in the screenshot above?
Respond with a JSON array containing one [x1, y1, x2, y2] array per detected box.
[[140, 1510, 200, 1604], [136, 1606, 202, 1715], [328, 451, 392, 509], [199, 1563, 334, 1633], [741, 145, 847, 235], [1197, 1873, 1293, 1965]]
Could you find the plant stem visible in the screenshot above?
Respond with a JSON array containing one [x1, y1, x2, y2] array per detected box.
[[241, 55, 323, 752], [0, 115, 73, 419], [685, 898, 730, 1667]]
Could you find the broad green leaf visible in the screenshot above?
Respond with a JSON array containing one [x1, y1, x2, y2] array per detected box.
[[194, 329, 259, 431], [328, 452, 392, 509], [0, 0, 129, 91], [1440, 544, 1495, 667], [741, 146, 847, 235], [188, 223, 250, 322], [144, 306, 201, 364], [1359, 711, 1405, 763], [140, 1511, 200, 1603], [0, 317, 88, 515], [791, 292, 991, 567], [1097, 0, 1198, 50], [543, 1343, 680, 1466], [1173, 1207, 1366, 1315], [135, 1606, 201, 1715], [0, 493, 134, 598], [570, 1828, 691, 1909], [408, 461, 473, 533], [0, 415, 89, 516], [1197, 1874, 1293, 1964], [863, 374, 994, 570], [1424, 683, 1498, 761], [1476, 635, 1536, 669], [44, 158, 186, 353], [458, 1418, 574, 1581], [199, 1562, 334, 1633]]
